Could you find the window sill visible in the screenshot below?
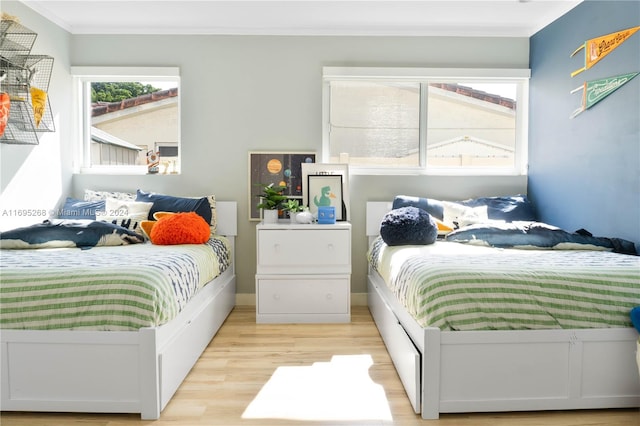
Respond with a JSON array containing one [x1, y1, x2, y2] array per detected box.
[[348, 166, 526, 177], [77, 166, 180, 176]]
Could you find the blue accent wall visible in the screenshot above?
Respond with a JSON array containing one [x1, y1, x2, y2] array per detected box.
[[529, 1, 639, 247]]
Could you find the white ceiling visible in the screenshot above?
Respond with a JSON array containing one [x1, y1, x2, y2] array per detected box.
[[21, 0, 582, 37]]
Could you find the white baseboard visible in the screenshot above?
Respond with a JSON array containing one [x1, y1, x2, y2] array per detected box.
[[235, 293, 368, 306]]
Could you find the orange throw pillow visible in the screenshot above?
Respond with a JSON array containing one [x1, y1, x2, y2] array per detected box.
[[149, 212, 210, 245]]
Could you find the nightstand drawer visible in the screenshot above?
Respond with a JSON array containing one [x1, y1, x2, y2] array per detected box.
[[257, 277, 349, 315], [257, 229, 350, 272]]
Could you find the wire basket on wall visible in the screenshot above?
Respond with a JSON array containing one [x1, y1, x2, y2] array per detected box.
[[1, 19, 55, 145]]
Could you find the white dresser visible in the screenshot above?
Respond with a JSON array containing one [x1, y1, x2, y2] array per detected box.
[[255, 222, 351, 323]]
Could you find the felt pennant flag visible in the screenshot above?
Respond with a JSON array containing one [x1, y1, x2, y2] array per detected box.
[[570, 26, 640, 77], [570, 72, 639, 118]]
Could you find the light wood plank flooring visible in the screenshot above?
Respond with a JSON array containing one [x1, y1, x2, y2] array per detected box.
[[1, 306, 638, 425]]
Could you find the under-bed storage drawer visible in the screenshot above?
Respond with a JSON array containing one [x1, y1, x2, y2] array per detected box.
[[368, 278, 421, 413]]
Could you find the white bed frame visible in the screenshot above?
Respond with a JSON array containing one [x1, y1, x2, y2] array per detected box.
[[0, 201, 238, 420], [366, 201, 640, 419]]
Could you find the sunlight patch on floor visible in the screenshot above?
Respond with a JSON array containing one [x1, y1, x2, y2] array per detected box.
[[242, 354, 393, 422]]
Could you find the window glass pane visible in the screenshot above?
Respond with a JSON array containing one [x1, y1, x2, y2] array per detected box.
[[426, 82, 517, 169], [328, 81, 420, 167], [86, 79, 180, 173]]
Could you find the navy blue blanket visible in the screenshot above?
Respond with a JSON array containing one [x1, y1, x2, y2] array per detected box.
[[0, 220, 144, 250], [446, 222, 637, 255]]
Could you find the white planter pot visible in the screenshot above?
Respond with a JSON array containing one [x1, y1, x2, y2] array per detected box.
[[262, 209, 279, 224]]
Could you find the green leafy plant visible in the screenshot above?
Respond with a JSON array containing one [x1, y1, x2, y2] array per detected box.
[[255, 183, 287, 210], [281, 198, 306, 213]]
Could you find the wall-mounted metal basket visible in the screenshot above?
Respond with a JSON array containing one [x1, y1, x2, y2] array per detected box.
[[1, 19, 55, 145]]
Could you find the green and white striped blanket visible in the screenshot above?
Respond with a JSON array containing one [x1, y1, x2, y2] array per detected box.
[[368, 236, 640, 331], [0, 237, 231, 331]]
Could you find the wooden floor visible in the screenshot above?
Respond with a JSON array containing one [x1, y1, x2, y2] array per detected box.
[[1, 306, 638, 425]]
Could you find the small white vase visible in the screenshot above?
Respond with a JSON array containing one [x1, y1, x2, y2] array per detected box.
[[262, 209, 279, 224], [296, 211, 314, 224]]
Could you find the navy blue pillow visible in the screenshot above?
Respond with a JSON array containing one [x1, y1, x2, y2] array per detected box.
[[58, 198, 106, 220], [392, 195, 444, 220], [380, 206, 438, 246], [630, 307, 640, 333], [136, 190, 212, 224], [459, 195, 536, 222]]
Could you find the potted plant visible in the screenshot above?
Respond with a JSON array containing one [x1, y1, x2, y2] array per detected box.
[[255, 183, 287, 223], [281, 199, 307, 223]]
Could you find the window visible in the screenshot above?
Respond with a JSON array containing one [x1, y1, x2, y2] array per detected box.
[[71, 67, 180, 174], [322, 67, 530, 175]]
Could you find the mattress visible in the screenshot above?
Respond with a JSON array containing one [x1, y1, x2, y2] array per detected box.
[[0, 236, 231, 330], [368, 236, 640, 331]]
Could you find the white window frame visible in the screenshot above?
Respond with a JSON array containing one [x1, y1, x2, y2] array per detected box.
[[322, 67, 530, 176], [71, 66, 180, 175]]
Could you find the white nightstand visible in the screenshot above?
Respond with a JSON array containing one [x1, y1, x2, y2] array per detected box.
[[255, 222, 351, 323]]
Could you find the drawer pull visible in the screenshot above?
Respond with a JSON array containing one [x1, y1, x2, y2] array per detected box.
[[327, 243, 334, 251], [273, 294, 280, 300], [326, 293, 333, 300], [273, 243, 280, 252]]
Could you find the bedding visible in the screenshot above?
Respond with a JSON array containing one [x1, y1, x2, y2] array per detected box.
[[446, 221, 638, 255], [368, 236, 640, 331], [0, 236, 231, 330], [0, 219, 144, 249]]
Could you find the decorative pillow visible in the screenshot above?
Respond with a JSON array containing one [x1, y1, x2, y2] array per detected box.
[[95, 198, 153, 234], [631, 307, 640, 333], [144, 212, 211, 245], [84, 189, 136, 202], [458, 195, 537, 222], [380, 206, 438, 246], [0, 219, 144, 249], [135, 190, 213, 226], [442, 201, 488, 229], [392, 195, 444, 220], [204, 194, 217, 234], [58, 197, 106, 220], [445, 222, 637, 255]]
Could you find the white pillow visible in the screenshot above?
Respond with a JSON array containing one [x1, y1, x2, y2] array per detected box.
[[442, 201, 489, 229], [84, 189, 136, 202], [96, 198, 153, 234]]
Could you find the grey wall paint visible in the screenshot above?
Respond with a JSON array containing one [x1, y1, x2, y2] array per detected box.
[[1, 2, 72, 218], [529, 1, 640, 247], [2, 1, 530, 296]]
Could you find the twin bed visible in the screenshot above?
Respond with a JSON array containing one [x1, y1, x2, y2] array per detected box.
[[0, 199, 237, 420], [366, 200, 640, 419], [2, 193, 638, 421]]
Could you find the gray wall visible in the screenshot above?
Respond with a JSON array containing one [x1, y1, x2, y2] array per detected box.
[[1, 1, 530, 299], [0, 2, 72, 224], [529, 1, 640, 247]]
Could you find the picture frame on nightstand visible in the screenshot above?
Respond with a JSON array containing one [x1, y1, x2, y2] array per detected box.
[[301, 163, 350, 221], [248, 151, 316, 221], [307, 174, 344, 221]]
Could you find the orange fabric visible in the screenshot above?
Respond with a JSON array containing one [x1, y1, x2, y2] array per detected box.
[[0, 93, 10, 137], [149, 212, 210, 245]]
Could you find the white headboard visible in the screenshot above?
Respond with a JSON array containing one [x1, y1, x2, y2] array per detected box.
[[215, 201, 237, 236], [366, 201, 392, 237]]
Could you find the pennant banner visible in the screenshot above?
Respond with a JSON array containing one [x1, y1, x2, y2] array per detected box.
[[570, 26, 640, 77], [570, 72, 639, 118]]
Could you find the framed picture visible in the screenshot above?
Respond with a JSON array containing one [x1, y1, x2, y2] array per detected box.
[[248, 151, 316, 221], [307, 175, 344, 221], [301, 163, 350, 221]]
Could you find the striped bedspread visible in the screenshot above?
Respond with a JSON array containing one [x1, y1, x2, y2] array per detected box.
[[368, 236, 640, 331], [0, 237, 231, 331]]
